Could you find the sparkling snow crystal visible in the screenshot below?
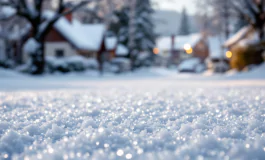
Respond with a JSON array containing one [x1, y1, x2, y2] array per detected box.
[[0, 78, 265, 160]]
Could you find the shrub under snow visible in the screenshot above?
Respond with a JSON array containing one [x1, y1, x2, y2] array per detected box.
[[46, 56, 99, 73]]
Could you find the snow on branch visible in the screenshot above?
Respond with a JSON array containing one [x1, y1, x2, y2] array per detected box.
[[40, 0, 93, 38], [231, 1, 255, 27]]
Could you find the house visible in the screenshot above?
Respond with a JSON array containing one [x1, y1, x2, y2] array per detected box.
[[223, 25, 263, 70], [156, 33, 209, 64], [22, 10, 130, 64], [223, 26, 257, 50], [22, 10, 106, 63]]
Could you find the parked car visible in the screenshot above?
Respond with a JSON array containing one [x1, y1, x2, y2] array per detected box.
[[178, 58, 206, 73]]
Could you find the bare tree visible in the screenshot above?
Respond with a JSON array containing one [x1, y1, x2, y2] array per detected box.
[[197, 0, 265, 40], [0, 0, 93, 74], [232, 0, 265, 40], [0, 6, 28, 65], [197, 0, 234, 38], [74, 0, 126, 24]]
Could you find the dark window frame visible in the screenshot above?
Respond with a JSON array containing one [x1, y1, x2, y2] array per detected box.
[[55, 49, 64, 58]]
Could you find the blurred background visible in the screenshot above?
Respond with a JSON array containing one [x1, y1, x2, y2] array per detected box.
[[0, 0, 264, 76]]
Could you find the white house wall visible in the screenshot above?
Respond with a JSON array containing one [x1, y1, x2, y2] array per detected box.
[[22, 42, 78, 63], [45, 42, 77, 57]]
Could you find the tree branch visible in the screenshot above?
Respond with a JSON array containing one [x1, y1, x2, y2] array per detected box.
[[244, 0, 258, 16], [231, 1, 255, 27], [57, 0, 64, 14], [35, 0, 43, 25], [40, 0, 92, 39]]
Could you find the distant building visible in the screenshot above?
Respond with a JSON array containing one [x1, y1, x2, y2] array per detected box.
[[223, 25, 263, 70], [21, 10, 129, 64], [38, 11, 105, 60], [223, 26, 256, 49], [156, 33, 209, 64]]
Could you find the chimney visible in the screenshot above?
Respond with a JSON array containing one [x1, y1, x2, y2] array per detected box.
[[64, 2, 73, 23], [65, 12, 73, 23]]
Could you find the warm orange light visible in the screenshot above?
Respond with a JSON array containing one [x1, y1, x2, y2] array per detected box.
[[186, 48, 193, 54], [226, 51, 233, 58], [153, 48, 159, 54]]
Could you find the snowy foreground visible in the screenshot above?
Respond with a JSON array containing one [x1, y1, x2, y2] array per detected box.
[[0, 69, 265, 160]]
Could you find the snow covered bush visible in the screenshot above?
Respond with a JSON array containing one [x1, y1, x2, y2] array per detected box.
[[102, 58, 131, 74], [15, 62, 32, 73], [46, 56, 99, 73], [0, 60, 15, 69], [65, 57, 88, 72], [135, 52, 153, 68], [111, 58, 131, 73]]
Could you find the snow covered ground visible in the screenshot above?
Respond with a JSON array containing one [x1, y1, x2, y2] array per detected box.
[[0, 67, 265, 160]]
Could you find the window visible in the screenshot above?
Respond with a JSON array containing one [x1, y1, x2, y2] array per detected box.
[[55, 49, 64, 58]]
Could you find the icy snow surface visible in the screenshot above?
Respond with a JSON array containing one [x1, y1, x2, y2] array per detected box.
[[227, 63, 265, 80], [0, 71, 265, 160]]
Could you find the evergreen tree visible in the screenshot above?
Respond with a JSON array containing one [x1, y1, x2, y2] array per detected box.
[[134, 0, 156, 53], [110, 0, 156, 66], [132, 0, 156, 62], [109, 7, 130, 46], [178, 7, 190, 35]]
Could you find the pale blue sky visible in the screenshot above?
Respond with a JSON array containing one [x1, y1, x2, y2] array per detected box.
[[153, 0, 196, 14]]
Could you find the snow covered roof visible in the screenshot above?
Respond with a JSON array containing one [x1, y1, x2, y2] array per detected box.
[[156, 37, 172, 51], [105, 37, 117, 51], [174, 34, 202, 50], [223, 26, 252, 48], [156, 33, 202, 51], [116, 44, 129, 56], [43, 11, 106, 51]]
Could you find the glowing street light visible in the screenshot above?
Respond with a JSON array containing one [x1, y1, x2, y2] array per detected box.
[[186, 48, 193, 54], [153, 48, 159, 54], [226, 51, 233, 59], [184, 44, 193, 54]]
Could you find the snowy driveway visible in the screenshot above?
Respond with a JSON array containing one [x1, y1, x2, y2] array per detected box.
[[0, 75, 265, 160]]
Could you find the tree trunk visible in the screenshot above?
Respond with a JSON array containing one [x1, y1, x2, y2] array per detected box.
[[224, 1, 230, 40], [259, 28, 264, 41], [31, 40, 45, 75], [129, 53, 137, 73], [97, 51, 104, 75]]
